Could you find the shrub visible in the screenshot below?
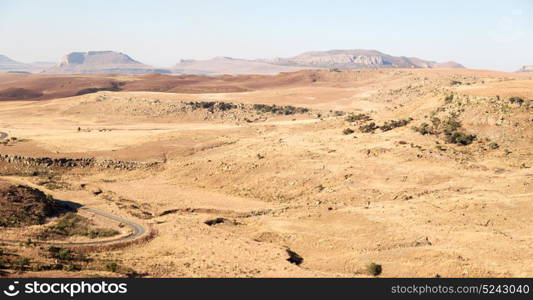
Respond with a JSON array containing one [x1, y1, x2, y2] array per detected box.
[[444, 94, 454, 103], [412, 118, 476, 146], [441, 119, 461, 133], [366, 263, 382, 276], [412, 123, 432, 135], [445, 131, 476, 145], [379, 118, 412, 132], [509, 97, 524, 105], [86, 229, 119, 239], [57, 248, 73, 261], [430, 117, 441, 128], [252, 104, 309, 115], [104, 261, 119, 273], [359, 122, 379, 133], [38, 213, 119, 239], [488, 142, 499, 149], [13, 257, 30, 270], [345, 113, 371, 122], [342, 128, 355, 135]]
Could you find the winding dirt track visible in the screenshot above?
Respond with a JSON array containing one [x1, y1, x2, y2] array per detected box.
[[0, 176, 147, 248], [0, 201, 147, 248]]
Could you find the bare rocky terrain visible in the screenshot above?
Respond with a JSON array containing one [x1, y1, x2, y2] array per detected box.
[[0, 68, 531, 278]]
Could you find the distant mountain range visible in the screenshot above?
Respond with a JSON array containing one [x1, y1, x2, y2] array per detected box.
[[261, 49, 464, 69], [0, 49, 467, 75], [0, 55, 54, 73], [517, 65, 533, 72]]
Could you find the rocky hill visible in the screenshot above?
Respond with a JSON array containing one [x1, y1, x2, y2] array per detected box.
[[517, 65, 533, 72], [44, 51, 171, 74], [0, 55, 54, 73], [0, 181, 66, 227], [263, 49, 465, 69]]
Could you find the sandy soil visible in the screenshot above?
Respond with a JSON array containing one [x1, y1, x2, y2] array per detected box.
[[0, 69, 531, 277]]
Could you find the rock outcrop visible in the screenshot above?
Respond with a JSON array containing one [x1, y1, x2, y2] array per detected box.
[[0, 154, 159, 170]]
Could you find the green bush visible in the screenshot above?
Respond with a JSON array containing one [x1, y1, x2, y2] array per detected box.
[[413, 118, 476, 146], [104, 261, 119, 273], [345, 113, 371, 122], [39, 213, 119, 239], [444, 94, 454, 103], [342, 128, 355, 135], [445, 131, 476, 145], [13, 257, 30, 270], [252, 104, 309, 115], [379, 118, 412, 132], [359, 122, 379, 133], [86, 229, 119, 239], [412, 123, 432, 135]]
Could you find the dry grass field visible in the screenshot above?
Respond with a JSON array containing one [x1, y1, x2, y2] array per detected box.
[[0, 69, 532, 277]]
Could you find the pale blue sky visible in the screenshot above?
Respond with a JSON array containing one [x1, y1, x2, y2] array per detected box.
[[1, 0, 531, 70]]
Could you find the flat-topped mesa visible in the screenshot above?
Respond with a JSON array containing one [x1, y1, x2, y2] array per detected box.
[[45, 50, 171, 74], [263, 49, 465, 69], [59, 51, 139, 66]]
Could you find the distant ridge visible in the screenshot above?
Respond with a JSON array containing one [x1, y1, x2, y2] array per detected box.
[[2, 49, 465, 75], [517, 65, 533, 72], [172, 56, 306, 75], [43, 51, 171, 74], [0, 55, 54, 73], [262, 49, 465, 69], [172, 49, 464, 75]]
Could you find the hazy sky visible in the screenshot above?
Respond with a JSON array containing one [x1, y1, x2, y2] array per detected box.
[[1, 0, 531, 71]]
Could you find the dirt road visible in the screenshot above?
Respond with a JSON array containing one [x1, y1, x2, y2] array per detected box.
[[0, 177, 147, 248]]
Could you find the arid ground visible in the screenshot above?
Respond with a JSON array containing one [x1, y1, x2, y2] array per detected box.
[[0, 69, 532, 277]]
